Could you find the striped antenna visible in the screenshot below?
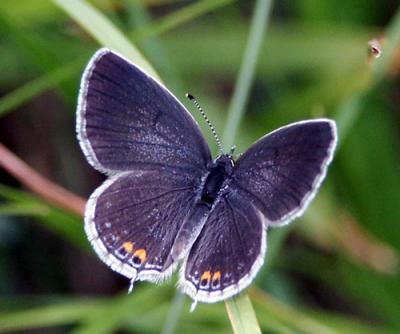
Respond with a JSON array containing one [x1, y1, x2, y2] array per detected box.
[[186, 93, 224, 155]]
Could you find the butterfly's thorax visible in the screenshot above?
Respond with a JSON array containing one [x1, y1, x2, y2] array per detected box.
[[200, 154, 234, 208]]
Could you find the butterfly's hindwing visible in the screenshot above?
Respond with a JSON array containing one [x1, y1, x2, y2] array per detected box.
[[232, 120, 337, 226], [85, 169, 199, 283], [77, 48, 212, 175], [179, 190, 265, 303]]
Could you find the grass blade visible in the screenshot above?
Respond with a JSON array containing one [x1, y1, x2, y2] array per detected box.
[[53, 0, 160, 80], [0, 0, 233, 117], [0, 184, 87, 248], [133, 0, 233, 41], [222, 0, 273, 151], [225, 294, 262, 334], [222, 0, 273, 332], [0, 301, 101, 333], [0, 58, 84, 118], [334, 6, 400, 144], [372, 7, 400, 81], [161, 292, 185, 334]]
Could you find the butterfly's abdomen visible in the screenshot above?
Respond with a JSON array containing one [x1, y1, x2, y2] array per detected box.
[[201, 155, 233, 207]]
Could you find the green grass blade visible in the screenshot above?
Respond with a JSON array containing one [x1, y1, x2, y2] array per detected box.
[[161, 292, 185, 334], [71, 286, 172, 334], [0, 11, 78, 100], [0, 202, 49, 215], [0, 58, 84, 118], [334, 6, 400, 144], [53, 0, 160, 80], [372, 7, 400, 81], [222, 0, 273, 332], [222, 0, 273, 151], [0, 300, 103, 333], [250, 289, 338, 334], [0, 184, 87, 248], [133, 0, 233, 41], [225, 294, 262, 334], [0, 0, 233, 118], [334, 93, 364, 144]]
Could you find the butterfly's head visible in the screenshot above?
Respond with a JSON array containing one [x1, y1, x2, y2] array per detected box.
[[214, 154, 234, 175]]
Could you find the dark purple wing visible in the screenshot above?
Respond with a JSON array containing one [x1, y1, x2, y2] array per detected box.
[[85, 169, 199, 283], [77, 48, 212, 176], [232, 119, 337, 225], [179, 190, 266, 303]]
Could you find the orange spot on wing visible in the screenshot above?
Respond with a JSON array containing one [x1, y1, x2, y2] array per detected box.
[[200, 271, 211, 282], [123, 241, 134, 253], [212, 271, 221, 282], [133, 248, 147, 263]]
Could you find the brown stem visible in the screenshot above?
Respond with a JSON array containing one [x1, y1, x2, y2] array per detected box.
[[0, 142, 85, 217]]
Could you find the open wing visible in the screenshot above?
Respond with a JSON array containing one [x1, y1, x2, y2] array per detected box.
[[86, 169, 199, 283], [232, 119, 337, 226], [179, 190, 266, 303], [77, 48, 212, 176]]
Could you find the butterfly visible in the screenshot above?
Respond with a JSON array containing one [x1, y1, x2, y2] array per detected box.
[[77, 48, 337, 307]]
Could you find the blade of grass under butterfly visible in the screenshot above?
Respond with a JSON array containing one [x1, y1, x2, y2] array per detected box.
[[222, 0, 273, 333], [225, 293, 262, 334], [161, 292, 185, 334]]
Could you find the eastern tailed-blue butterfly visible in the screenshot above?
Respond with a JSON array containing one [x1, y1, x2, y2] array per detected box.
[[77, 48, 337, 307]]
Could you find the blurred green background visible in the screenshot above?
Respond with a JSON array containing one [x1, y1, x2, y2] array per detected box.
[[0, 0, 399, 333]]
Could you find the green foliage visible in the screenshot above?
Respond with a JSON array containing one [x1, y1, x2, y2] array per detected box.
[[0, 0, 399, 333]]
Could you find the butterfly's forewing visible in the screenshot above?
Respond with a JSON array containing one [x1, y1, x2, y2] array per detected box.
[[180, 191, 265, 303], [77, 48, 212, 176], [232, 120, 337, 225], [78, 49, 213, 283]]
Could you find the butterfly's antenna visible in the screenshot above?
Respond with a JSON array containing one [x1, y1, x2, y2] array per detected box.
[[186, 93, 224, 155]]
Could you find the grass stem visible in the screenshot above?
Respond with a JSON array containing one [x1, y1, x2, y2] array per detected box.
[[222, 0, 273, 151], [222, 0, 274, 332]]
